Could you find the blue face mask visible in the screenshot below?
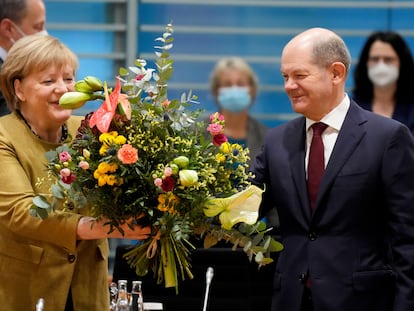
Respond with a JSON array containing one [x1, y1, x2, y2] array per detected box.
[[217, 86, 251, 113]]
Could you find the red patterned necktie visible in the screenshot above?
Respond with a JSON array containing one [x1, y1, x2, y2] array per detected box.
[[307, 122, 328, 210]]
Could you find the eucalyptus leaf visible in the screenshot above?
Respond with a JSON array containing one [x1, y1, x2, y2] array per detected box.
[[51, 184, 65, 199], [33, 195, 50, 209], [37, 207, 49, 220]]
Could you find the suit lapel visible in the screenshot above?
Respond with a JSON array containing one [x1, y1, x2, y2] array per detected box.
[[315, 101, 367, 213], [287, 118, 312, 220]]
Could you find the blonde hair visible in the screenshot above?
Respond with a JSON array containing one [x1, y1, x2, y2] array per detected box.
[[210, 56, 258, 100], [0, 34, 78, 111]]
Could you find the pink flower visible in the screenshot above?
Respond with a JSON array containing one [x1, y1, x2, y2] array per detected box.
[[135, 74, 145, 81], [161, 176, 175, 192], [59, 151, 71, 162], [117, 144, 138, 164], [60, 168, 71, 177], [207, 123, 223, 136], [78, 161, 90, 170], [212, 133, 228, 146], [161, 99, 171, 107], [209, 112, 224, 123], [154, 178, 163, 187], [62, 172, 76, 184], [164, 167, 173, 177]]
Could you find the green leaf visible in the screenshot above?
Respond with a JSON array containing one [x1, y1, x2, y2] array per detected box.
[[51, 184, 65, 199], [33, 195, 50, 209], [269, 239, 284, 252], [36, 207, 49, 220]]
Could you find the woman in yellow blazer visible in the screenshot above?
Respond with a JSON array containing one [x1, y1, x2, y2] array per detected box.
[[0, 35, 150, 310]]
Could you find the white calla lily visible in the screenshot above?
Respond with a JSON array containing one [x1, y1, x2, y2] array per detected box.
[[203, 185, 264, 230]]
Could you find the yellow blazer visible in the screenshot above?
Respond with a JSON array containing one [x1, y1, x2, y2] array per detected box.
[[0, 113, 109, 310]]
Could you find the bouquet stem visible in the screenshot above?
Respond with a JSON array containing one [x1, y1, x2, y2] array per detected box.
[[161, 236, 178, 289]]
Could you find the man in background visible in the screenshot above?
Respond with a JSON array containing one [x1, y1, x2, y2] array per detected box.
[[0, 0, 46, 116]]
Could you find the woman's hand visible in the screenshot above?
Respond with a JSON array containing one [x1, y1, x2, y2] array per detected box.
[[76, 215, 151, 240]]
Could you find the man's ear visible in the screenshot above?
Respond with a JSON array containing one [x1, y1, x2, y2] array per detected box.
[[0, 18, 14, 36], [331, 62, 346, 84]]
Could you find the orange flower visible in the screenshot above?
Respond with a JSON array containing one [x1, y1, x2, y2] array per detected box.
[[117, 144, 138, 164], [157, 193, 180, 214]]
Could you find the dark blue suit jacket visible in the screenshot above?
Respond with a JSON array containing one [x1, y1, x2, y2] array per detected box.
[[253, 100, 414, 311]]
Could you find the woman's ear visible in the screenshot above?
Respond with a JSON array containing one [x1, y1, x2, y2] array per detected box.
[[14, 79, 26, 102]]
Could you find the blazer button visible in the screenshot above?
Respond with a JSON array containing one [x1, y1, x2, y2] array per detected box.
[[68, 253, 76, 263], [308, 232, 317, 241]]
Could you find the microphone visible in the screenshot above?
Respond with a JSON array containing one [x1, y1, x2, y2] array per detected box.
[[202, 267, 214, 311]]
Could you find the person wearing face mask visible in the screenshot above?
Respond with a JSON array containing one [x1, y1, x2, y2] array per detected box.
[[208, 56, 268, 168], [208, 57, 280, 231], [352, 31, 414, 135], [0, 0, 47, 117]]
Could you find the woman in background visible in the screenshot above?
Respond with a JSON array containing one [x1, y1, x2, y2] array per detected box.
[[209, 56, 268, 168], [0, 34, 150, 310], [352, 31, 414, 135]]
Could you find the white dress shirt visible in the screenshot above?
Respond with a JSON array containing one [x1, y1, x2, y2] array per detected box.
[[305, 94, 351, 176], [0, 46, 7, 62]]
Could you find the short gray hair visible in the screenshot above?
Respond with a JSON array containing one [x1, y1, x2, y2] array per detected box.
[[312, 35, 351, 74]]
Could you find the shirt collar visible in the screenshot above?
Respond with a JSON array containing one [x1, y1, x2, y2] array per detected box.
[[0, 46, 7, 62], [306, 94, 350, 132]]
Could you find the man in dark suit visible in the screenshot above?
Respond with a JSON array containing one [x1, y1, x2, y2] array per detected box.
[[0, 0, 46, 116], [253, 27, 414, 311]]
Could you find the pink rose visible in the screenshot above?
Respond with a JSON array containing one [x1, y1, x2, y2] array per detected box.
[[164, 167, 173, 177], [78, 161, 90, 170], [207, 123, 223, 136], [117, 144, 138, 164], [60, 168, 71, 177], [154, 178, 163, 187], [59, 151, 71, 162]]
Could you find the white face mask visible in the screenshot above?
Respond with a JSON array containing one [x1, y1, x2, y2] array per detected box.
[[367, 62, 399, 87], [10, 21, 48, 44]]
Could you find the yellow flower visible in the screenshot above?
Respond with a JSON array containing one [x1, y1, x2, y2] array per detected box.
[[215, 153, 226, 162], [99, 131, 117, 143], [106, 175, 117, 186], [97, 174, 108, 187], [96, 162, 111, 174], [157, 193, 180, 213], [114, 135, 127, 145], [203, 185, 263, 230], [108, 163, 119, 173], [219, 142, 231, 154], [99, 145, 109, 156]]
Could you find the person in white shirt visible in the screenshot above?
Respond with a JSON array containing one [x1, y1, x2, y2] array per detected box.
[[253, 27, 414, 311]]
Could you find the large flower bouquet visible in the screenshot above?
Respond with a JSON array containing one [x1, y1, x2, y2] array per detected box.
[[31, 24, 282, 290]]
